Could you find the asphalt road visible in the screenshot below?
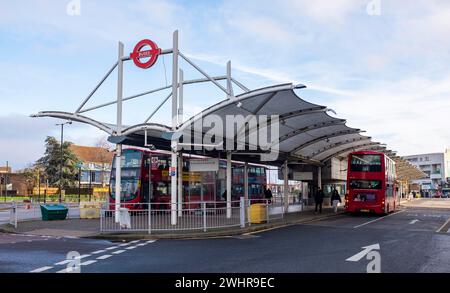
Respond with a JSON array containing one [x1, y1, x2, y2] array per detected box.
[[1, 205, 449, 273]]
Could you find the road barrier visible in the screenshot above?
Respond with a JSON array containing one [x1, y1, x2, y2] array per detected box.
[[98, 197, 304, 233]]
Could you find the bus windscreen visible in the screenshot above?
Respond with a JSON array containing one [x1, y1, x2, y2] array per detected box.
[[350, 154, 382, 172]]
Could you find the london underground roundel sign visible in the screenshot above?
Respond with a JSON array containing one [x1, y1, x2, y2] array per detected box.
[[130, 39, 161, 69]]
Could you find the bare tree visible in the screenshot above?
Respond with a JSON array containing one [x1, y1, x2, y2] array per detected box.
[[95, 136, 113, 187]]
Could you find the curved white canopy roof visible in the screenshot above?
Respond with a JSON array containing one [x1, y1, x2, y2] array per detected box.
[[33, 83, 382, 166]]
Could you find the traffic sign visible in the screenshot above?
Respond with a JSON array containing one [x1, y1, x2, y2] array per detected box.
[[130, 39, 161, 69]]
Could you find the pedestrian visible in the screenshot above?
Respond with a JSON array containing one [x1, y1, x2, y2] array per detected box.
[[314, 187, 324, 214], [263, 185, 273, 204], [330, 187, 342, 213], [221, 190, 227, 201]]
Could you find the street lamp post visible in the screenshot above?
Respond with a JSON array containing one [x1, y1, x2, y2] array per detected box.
[[56, 121, 72, 203]]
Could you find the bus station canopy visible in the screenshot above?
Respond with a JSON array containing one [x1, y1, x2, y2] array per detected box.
[[32, 83, 425, 180]]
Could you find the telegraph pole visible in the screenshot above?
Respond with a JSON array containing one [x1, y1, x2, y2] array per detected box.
[[56, 121, 72, 203]]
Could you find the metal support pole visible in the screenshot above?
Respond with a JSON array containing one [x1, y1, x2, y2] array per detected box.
[[202, 202, 207, 232], [37, 170, 40, 203], [177, 155, 183, 217], [283, 160, 289, 213], [59, 125, 63, 203], [78, 167, 81, 203], [115, 41, 124, 223], [227, 61, 234, 98], [171, 30, 179, 226], [226, 152, 232, 219], [318, 166, 322, 190], [178, 69, 184, 125], [244, 162, 249, 202], [240, 196, 245, 228]]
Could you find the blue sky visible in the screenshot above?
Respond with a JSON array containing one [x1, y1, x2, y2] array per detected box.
[[0, 0, 449, 170]]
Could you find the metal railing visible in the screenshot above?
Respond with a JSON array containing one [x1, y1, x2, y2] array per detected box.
[[99, 197, 303, 233], [100, 201, 242, 233]]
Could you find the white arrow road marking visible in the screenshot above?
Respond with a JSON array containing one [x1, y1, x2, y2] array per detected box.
[[96, 254, 112, 260], [409, 219, 419, 224], [30, 266, 53, 273], [346, 244, 380, 262]]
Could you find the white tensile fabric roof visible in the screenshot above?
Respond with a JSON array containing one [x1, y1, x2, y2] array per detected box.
[[32, 83, 425, 179]]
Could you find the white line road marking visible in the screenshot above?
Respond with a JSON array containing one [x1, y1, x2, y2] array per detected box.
[[91, 249, 106, 254], [30, 266, 53, 273], [136, 243, 146, 246], [54, 254, 90, 265], [146, 240, 156, 243], [80, 260, 97, 266], [409, 219, 419, 224], [112, 249, 126, 254], [105, 246, 118, 250], [55, 260, 71, 265], [436, 217, 450, 233], [118, 243, 130, 247], [96, 254, 112, 260], [125, 246, 137, 250], [129, 240, 140, 244], [353, 210, 406, 229]]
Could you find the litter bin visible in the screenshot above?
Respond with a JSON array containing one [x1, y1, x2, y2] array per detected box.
[[249, 203, 267, 224], [40, 204, 68, 221], [79, 202, 101, 219]]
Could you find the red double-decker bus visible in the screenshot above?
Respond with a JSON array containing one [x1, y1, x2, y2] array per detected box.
[[109, 148, 267, 209], [346, 151, 397, 214]]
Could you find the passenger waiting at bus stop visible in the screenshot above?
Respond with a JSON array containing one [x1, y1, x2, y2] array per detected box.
[[330, 187, 342, 213], [263, 185, 273, 204], [314, 187, 324, 214]]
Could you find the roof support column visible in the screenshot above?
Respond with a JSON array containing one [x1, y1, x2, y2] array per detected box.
[[177, 154, 183, 217], [226, 152, 232, 219], [283, 160, 289, 213], [318, 166, 322, 189], [171, 30, 179, 226], [244, 162, 249, 202], [114, 41, 124, 223]]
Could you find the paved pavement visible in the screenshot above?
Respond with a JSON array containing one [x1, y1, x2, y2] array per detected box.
[[1, 200, 449, 273]]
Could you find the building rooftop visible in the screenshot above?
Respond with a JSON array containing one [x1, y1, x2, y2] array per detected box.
[[0, 166, 12, 174], [70, 145, 114, 164]]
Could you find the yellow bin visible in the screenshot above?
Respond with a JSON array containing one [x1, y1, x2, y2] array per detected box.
[[79, 202, 101, 219], [249, 203, 267, 224]]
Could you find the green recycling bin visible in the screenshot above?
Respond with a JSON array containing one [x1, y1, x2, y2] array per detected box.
[[40, 204, 68, 221]]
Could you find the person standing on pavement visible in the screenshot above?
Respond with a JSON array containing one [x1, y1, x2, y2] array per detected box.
[[314, 187, 325, 214], [330, 187, 342, 213], [263, 185, 273, 204]]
